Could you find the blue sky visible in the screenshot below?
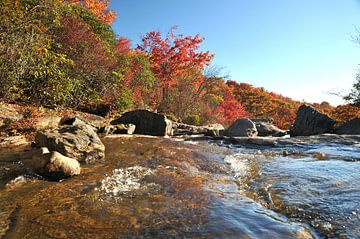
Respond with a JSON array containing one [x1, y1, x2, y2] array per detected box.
[[109, 0, 360, 105]]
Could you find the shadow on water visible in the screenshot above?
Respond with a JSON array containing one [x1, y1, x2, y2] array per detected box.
[[0, 136, 315, 239]]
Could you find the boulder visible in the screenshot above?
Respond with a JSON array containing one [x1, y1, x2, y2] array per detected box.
[[34, 116, 62, 131], [335, 118, 360, 135], [290, 105, 335, 136], [60, 116, 106, 132], [99, 124, 136, 135], [250, 118, 274, 124], [255, 122, 286, 137], [35, 124, 105, 163], [111, 110, 173, 136], [37, 149, 81, 180], [225, 118, 258, 137]]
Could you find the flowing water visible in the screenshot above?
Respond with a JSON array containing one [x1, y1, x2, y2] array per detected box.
[[0, 135, 359, 238]]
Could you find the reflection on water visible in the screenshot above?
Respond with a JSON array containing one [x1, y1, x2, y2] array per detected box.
[[0, 137, 314, 239]]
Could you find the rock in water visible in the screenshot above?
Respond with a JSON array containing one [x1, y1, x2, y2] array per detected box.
[[290, 105, 335, 136], [39, 151, 81, 180], [35, 124, 105, 163], [225, 118, 258, 137], [335, 118, 360, 135], [111, 110, 173, 136]]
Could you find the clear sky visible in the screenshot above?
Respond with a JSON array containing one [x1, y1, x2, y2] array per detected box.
[[109, 0, 360, 105]]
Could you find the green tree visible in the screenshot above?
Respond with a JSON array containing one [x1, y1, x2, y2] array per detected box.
[[344, 75, 360, 106]]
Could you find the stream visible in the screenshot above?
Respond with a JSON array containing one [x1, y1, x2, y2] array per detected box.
[[0, 135, 359, 238]]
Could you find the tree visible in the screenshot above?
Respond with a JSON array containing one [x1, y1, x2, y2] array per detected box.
[[344, 76, 360, 107], [64, 0, 116, 24], [137, 28, 214, 110]]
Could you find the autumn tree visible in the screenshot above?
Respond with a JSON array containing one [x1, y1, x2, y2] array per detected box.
[[228, 81, 301, 129], [63, 0, 116, 24], [331, 104, 360, 124], [137, 28, 214, 111]]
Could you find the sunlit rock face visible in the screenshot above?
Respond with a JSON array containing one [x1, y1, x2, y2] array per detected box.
[[35, 124, 105, 163]]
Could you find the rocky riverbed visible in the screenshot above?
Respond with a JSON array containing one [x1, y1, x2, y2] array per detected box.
[[0, 134, 359, 238]]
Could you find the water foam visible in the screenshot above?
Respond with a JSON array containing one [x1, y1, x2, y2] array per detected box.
[[100, 166, 154, 197]]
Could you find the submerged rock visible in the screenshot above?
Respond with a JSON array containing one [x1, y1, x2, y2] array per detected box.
[[335, 118, 360, 135], [111, 110, 173, 136], [225, 118, 258, 137], [290, 105, 335, 136], [35, 124, 105, 163]]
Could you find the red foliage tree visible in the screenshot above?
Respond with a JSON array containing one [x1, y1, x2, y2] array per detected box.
[[137, 28, 214, 109], [218, 86, 250, 125], [115, 37, 131, 55]]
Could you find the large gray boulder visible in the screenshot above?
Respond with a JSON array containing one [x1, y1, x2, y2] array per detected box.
[[111, 110, 173, 136], [290, 105, 335, 136], [35, 124, 105, 163], [225, 118, 258, 137], [335, 118, 360, 135]]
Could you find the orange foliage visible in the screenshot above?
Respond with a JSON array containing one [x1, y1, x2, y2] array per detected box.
[[331, 104, 360, 124], [64, 0, 116, 24], [227, 81, 301, 129]]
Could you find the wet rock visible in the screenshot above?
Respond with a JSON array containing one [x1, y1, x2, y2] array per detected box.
[[255, 122, 287, 137], [38, 151, 81, 180], [34, 116, 62, 131], [335, 118, 360, 135], [35, 124, 105, 163], [225, 118, 258, 137], [0, 164, 27, 187], [290, 105, 335, 136], [111, 110, 173, 136], [0, 136, 29, 147], [99, 124, 136, 135]]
